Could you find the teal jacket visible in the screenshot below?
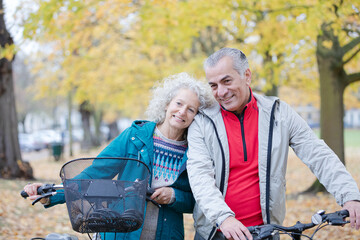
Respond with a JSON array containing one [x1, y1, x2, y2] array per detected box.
[[49, 120, 195, 240]]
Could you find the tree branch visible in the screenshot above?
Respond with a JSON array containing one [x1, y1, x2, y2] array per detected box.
[[342, 36, 360, 55], [235, 4, 314, 15], [346, 72, 360, 86], [342, 27, 360, 35], [223, 26, 244, 43], [343, 47, 360, 65]]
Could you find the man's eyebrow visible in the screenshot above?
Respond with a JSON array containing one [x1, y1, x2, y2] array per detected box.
[[209, 75, 231, 85], [220, 75, 231, 81]]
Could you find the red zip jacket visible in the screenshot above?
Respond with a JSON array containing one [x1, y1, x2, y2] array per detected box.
[[221, 89, 264, 227]]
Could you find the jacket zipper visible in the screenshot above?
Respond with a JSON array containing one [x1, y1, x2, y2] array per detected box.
[[265, 100, 278, 224], [238, 107, 248, 162]]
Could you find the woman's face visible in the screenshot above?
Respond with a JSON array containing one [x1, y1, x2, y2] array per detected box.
[[164, 88, 201, 130]]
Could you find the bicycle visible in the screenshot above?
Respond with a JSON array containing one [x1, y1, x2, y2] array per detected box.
[[247, 209, 350, 240], [21, 157, 158, 240]]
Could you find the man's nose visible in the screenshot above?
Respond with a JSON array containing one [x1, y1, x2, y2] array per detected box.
[[217, 85, 228, 97]]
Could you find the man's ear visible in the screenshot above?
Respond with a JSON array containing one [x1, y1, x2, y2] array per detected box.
[[245, 68, 252, 86]]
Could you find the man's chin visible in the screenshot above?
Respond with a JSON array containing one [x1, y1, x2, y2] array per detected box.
[[222, 103, 235, 111]]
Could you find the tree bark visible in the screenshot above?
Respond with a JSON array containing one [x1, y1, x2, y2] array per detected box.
[[92, 109, 103, 147], [79, 101, 93, 150], [0, 0, 33, 179], [318, 57, 345, 163], [107, 121, 120, 142], [317, 23, 346, 164], [305, 23, 351, 193], [67, 91, 73, 156]]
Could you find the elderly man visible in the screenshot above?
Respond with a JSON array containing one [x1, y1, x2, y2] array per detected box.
[[187, 47, 360, 240]]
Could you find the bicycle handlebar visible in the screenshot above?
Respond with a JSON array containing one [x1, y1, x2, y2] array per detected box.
[[21, 183, 159, 207], [21, 183, 63, 205], [247, 209, 349, 240]]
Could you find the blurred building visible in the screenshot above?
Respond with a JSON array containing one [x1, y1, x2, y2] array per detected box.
[[344, 108, 360, 128], [294, 104, 360, 129]]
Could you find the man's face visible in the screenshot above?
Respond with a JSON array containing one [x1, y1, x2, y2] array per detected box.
[[205, 56, 251, 114]]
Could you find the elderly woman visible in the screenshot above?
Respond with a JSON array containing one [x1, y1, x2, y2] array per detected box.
[[23, 72, 215, 240]]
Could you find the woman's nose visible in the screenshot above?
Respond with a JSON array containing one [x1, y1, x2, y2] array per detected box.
[[178, 107, 186, 115]]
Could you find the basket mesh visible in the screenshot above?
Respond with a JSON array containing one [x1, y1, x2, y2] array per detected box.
[[60, 158, 150, 233]]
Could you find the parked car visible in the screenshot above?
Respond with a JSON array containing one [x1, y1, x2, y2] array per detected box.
[[32, 129, 62, 148], [18, 133, 43, 152]]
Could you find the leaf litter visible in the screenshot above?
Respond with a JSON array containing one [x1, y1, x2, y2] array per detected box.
[[1, 147, 359, 239]]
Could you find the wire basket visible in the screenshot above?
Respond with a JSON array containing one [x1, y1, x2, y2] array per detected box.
[[59, 157, 150, 233]]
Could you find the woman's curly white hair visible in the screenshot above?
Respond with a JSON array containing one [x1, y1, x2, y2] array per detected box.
[[146, 72, 215, 124]]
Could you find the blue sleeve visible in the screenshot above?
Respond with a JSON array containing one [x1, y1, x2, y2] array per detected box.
[[167, 171, 195, 213], [46, 127, 134, 208], [168, 188, 195, 213]]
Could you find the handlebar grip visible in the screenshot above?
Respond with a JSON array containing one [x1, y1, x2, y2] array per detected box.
[[338, 209, 349, 217], [21, 190, 29, 198], [146, 187, 155, 196], [20, 183, 53, 199]]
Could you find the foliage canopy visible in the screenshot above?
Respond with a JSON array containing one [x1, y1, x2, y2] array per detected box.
[[19, 0, 360, 121]]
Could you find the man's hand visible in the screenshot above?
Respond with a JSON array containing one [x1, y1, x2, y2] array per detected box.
[[342, 200, 360, 230], [219, 216, 252, 240]]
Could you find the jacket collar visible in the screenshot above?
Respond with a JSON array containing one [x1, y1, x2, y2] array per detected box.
[[131, 120, 156, 150], [253, 92, 279, 112], [200, 91, 279, 118]]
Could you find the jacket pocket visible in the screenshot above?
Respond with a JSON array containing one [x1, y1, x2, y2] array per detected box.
[[269, 176, 286, 223]]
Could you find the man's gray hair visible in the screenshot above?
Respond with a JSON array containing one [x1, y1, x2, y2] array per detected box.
[[204, 48, 249, 76], [146, 72, 215, 124]]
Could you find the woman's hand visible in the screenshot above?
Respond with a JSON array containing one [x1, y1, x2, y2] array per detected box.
[[150, 187, 174, 205], [23, 182, 49, 204]]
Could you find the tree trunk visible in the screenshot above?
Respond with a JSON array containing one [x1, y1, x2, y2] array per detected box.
[[92, 109, 103, 147], [79, 101, 93, 150], [0, 0, 33, 179], [305, 23, 346, 193], [317, 24, 346, 164], [318, 59, 345, 163], [67, 91, 73, 156], [107, 121, 120, 142], [263, 51, 279, 97]]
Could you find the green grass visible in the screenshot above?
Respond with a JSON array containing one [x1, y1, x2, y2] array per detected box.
[[344, 129, 360, 148], [312, 128, 360, 148]]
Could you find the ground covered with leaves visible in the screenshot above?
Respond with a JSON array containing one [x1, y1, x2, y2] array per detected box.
[[1, 147, 359, 239]]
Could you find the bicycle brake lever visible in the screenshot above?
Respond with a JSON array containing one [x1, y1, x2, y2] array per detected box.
[[248, 225, 274, 240], [146, 197, 161, 208], [323, 210, 349, 226], [146, 187, 155, 196], [145, 187, 161, 208], [31, 192, 54, 205]]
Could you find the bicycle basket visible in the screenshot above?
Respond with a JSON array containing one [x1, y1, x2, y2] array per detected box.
[[59, 157, 150, 233]]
